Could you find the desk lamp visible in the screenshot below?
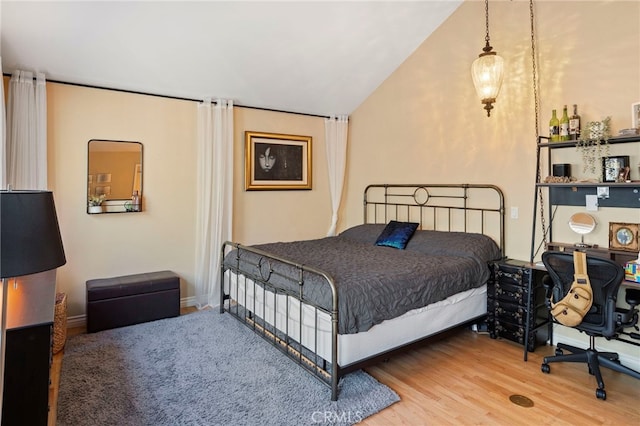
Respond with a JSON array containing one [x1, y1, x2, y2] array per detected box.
[[0, 190, 66, 418]]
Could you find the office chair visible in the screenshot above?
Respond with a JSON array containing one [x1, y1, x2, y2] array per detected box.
[[541, 251, 640, 400]]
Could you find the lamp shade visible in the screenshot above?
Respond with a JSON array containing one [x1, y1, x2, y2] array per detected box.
[[471, 52, 504, 103], [0, 191, 66, 278]]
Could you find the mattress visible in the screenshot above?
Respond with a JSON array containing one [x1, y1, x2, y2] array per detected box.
[[225, 270, 486, 367]]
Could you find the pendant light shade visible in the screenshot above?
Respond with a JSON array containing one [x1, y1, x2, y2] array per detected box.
[[471, 0, 504, 117], [472, 51, 504, 116]]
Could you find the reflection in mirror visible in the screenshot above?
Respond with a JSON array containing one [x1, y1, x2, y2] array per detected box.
[[87, 140, 142, 214], [569, 212, 596, 248]]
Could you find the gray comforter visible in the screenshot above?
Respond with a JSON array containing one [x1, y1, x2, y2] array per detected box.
[[224, 224, 502, 335]]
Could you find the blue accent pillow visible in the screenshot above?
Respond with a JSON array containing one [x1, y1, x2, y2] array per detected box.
[[375, 221, 419, 249]]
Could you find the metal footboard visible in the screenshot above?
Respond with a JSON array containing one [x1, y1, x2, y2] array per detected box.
[[220, 241, 340, 400]]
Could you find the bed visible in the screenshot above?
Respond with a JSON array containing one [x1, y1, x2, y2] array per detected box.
[[220, 184, 505, 400]]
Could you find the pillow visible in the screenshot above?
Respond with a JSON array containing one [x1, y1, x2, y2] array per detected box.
[[405, 230, 502, 262], [374, 220, 419, 249], [339, 224, 387, 244]]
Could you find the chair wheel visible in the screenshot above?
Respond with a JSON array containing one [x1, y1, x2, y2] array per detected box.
[[596, 388, 606, 400], [555, 348, 563, 356], [541, 363, 550, 374]]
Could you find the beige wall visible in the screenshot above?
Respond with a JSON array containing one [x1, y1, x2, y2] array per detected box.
[[6, 1, 639, 361], [345, 0, 639, 365], [344, 0, 640, 261], [44, 83, 330, 317]]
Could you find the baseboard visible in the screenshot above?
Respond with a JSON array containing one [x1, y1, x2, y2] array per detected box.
[[66, 296, 199, 330]]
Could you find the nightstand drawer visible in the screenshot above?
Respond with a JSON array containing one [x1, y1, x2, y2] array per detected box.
[[491, 300, 526, 325]]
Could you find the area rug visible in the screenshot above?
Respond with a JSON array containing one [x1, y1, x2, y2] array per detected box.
[[57, 310, 399, 425]]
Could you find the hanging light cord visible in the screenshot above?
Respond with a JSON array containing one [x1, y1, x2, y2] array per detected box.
[[530, 0, 548, 258], [483, 0, 493, 52]]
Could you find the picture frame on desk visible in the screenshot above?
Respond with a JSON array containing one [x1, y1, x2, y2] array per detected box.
[[608, 222, 639, 252]]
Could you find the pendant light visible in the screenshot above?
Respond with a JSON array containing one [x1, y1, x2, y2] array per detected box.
[[471, 0, 504, 117]]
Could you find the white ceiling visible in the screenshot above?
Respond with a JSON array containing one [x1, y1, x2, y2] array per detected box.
[[1, 1, 462, 116]]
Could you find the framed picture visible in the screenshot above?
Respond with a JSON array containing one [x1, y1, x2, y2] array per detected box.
[[96, 173, 112, 184], [609, 222, 639, 252], [602, 155, 630, 182], [245, 131, 312, 190], [632, 102, 640, 129]]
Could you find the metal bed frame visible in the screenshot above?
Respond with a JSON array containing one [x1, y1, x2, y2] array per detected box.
[[220, 184, 505, 400]]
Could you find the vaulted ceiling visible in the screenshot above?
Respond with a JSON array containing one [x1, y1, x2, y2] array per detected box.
[[1, 1, 462, 116]]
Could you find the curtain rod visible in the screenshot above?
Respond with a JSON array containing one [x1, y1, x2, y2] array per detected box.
[[2, 72, 334, 120]]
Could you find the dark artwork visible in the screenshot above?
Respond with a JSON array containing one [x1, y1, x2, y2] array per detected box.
[[254, 143, 303, 181]]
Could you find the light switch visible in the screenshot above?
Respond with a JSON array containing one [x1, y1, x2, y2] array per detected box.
[[510, 207, 518, 219]]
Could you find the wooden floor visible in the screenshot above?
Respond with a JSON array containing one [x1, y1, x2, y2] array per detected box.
[[49, 309, 640, 425]]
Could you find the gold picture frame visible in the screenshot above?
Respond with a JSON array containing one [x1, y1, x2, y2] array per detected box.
[[608, 222, 639, 252], [245, 131, 312, 190]]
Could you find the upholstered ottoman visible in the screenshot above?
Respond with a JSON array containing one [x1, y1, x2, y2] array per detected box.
[[86, 271, 180, 333]]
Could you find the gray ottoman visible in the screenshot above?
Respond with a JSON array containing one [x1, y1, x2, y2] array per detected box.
[[86, 271, 180, 333]]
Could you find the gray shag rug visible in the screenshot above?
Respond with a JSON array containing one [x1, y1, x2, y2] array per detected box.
[[57, 310, 399, 425]]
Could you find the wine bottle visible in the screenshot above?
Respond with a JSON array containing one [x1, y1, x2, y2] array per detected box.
[[569, 104, 581, 140], [549, 109, 560, 142], [560, 105, 570, 141]]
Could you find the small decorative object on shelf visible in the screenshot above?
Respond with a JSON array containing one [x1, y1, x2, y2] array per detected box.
[[543, 175, 574, 183], [131, 190, 141, 212], [602, 155, 631, 182], [87, 194, 105, 214], [632, 102, 640, 130], [609, 222, 639, 252], [576, 116, 611, 176], [618, 128, 639, 137]]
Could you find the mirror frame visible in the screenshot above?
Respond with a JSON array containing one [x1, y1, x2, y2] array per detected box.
[[568, 212, 596, 235], [87, 139, 143, 214], [568, 212, 596, 248]]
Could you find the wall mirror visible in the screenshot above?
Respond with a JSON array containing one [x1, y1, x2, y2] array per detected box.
[[87, 139, 143, 214], [568, 212, 596, 247]]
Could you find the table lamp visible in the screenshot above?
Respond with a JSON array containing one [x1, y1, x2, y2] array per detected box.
[[0, 190, 66, 419]]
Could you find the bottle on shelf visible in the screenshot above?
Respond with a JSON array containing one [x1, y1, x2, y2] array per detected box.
[[131, 190, 141, 212], [549, 109, 560, 142], [559, 105, 570, 141], [569, 104, 581, 140]]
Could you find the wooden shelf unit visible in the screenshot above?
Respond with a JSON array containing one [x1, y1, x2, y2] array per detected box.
[[531, 135, 640, 261]]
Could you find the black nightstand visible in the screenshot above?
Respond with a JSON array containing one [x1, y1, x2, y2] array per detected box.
[[487, 258, 552, 360]]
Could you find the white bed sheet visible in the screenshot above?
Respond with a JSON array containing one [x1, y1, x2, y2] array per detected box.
[[224, 271, 487, 367]]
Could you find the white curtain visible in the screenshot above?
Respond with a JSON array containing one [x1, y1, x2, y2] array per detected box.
[[0, 57, 6, 189], [195, 98, 234, 308], [324, 115, 349, 236], [5, 70, 47, 190]]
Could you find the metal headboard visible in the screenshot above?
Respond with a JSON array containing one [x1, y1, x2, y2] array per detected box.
[[364, 184, 505, 257]]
